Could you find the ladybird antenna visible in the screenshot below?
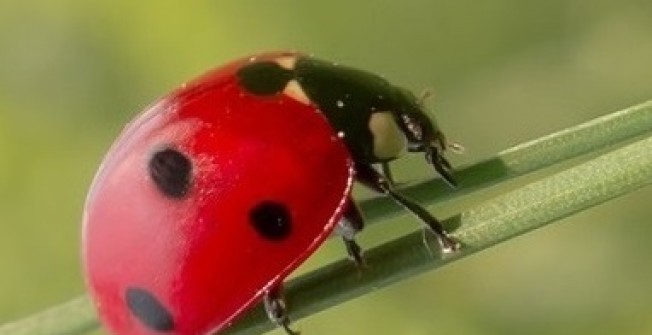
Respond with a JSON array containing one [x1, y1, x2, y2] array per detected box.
[[447, 141, 465, 154], [418, 88, 435, 107]]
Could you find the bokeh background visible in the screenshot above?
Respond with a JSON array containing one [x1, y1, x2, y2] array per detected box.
[[2, 1, 652, 334]]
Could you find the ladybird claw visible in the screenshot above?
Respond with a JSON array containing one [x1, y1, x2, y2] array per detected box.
[[437, 233, 461, 254], [422, 219, 461, 255], [344, 238, 367, 269], [426, 148, 457, 188], [433, 160, 457, 188], [281, 322, 301, 335], [263, 288, 298, 335]]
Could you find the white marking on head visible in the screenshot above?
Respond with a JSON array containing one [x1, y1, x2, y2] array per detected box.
[[283, 80, 310, 105], [274, 55, 313, 105], [275, 56, 298, 70], [369, 112, 407, 160]]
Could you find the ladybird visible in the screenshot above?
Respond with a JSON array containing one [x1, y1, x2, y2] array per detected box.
[[82, 51, 459, 335]]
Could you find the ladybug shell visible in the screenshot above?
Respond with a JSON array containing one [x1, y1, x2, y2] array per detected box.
[[83, 52, 354, 335]]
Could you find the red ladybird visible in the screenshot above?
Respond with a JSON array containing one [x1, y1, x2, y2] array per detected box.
[[83, 51, 459, 335]]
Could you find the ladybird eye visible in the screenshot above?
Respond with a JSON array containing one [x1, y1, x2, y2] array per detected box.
[[249, 201, 292, 241], [125, 287, 175, 332], [237, 62, 294, 95], [148, 148, 192, 198]]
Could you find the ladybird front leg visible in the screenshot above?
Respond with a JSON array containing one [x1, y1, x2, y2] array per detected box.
[[335, 199, 366, 268], [425, 145, 457, 188], [263, 285, 299, 335], [354, 163, 460, 254], [401, 113, 458, 188]]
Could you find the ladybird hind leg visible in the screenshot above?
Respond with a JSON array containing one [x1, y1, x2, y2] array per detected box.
[[380, 161, 396, 186], [335, 199, 366, 268], [263, 285, 299, 335], [354, 163, 460, 254]]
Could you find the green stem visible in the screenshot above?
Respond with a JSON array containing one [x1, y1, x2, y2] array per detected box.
[[226, 133, 652, 335]]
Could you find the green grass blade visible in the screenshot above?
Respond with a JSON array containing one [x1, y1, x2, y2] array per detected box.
[[0, 296, 98, 335], [225, 134, 652, 335]]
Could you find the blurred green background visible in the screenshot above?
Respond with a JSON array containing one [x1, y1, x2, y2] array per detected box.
[[2, 1, 652, 334]]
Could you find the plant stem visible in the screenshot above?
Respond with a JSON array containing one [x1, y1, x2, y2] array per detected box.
[[225, 134, 652, 335]]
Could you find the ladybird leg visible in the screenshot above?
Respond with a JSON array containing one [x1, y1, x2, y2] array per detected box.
[[263, 286, 299, 335], [426, 146, 457, 188], [404, 114, 458, 188], [380, 161, 396, 186], [355, 163, 460, 254], [336, 200, 366, 267]]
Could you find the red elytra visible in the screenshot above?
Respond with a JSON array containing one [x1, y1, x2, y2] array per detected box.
[[83, 52, 354, 335]]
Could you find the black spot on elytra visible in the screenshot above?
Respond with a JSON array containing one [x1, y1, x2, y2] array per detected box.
[[249, 201, 292, 241], [126, 287, 175, 332], [236, 61, 294, 95], [149, 148, 192, 198]]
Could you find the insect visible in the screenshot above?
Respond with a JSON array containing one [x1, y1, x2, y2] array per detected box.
[[82, 51, 459, 335]]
